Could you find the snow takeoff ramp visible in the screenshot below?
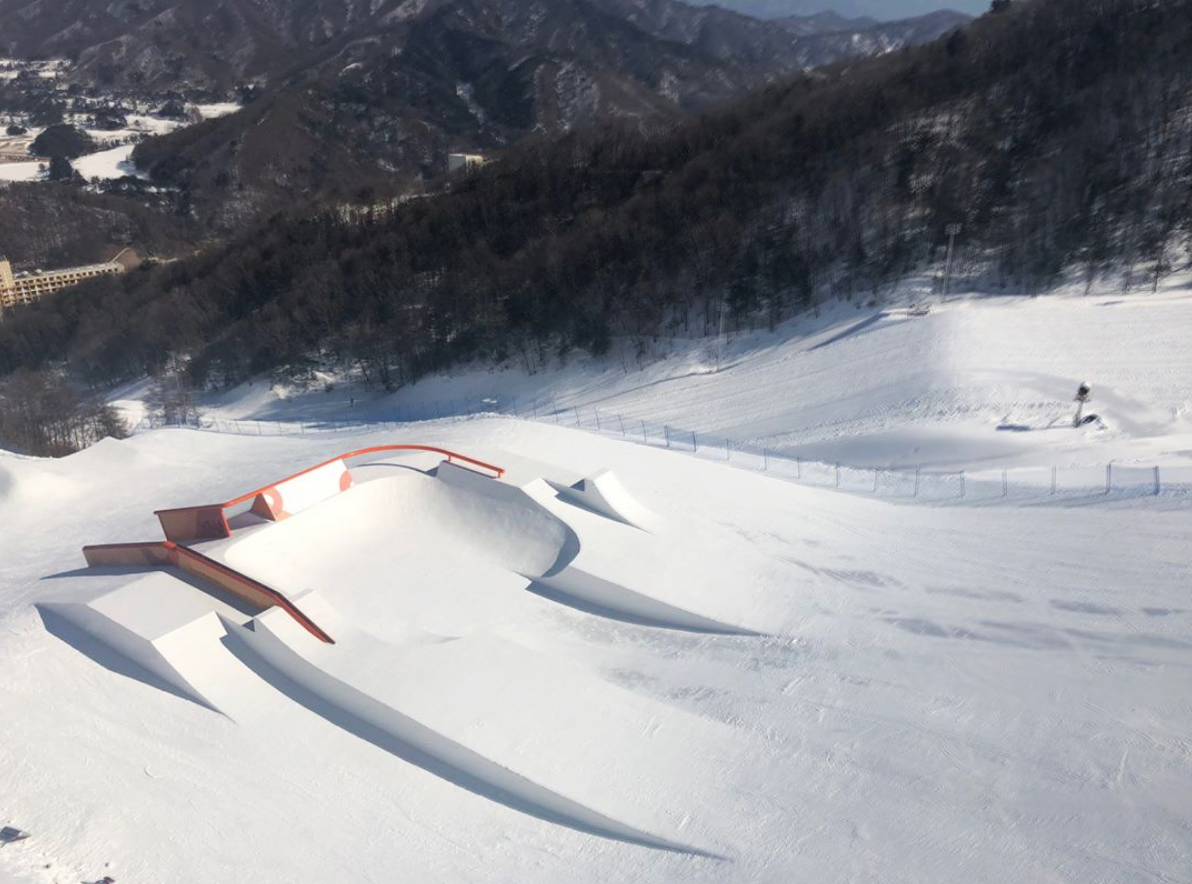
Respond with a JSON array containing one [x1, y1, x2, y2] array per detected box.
[[38, 573, 241, 712], [551, 469, 657, 530]]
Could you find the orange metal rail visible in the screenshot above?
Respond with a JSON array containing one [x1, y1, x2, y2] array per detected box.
[[85, 443, 504, 643], [224, 444, 505, 506], [82, 541, 335, 644], [156, 444, 506, 542]]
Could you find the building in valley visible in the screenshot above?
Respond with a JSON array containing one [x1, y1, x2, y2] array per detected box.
[[0, 248, 139, 310], [447, 152, 487, 173]]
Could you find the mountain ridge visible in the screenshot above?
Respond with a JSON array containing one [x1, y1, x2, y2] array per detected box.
[[2, 0, 1185, 396], [117, 0, 969, 229]]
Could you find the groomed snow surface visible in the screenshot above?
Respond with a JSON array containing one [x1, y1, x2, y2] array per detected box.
[[2, 286, 1191, 883]]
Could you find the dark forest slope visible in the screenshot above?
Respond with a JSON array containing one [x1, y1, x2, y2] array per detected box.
[[125, 0, 966, 230], [1, 0, 1188, 395]]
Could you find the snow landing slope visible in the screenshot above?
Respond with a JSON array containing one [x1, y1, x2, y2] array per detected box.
[[0, 414, 1190, 884]]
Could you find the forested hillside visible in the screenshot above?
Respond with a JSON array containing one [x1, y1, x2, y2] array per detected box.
[[1, 0, 1188, 398], [0, 184, 194, 269], [127, 0, 966, 230]]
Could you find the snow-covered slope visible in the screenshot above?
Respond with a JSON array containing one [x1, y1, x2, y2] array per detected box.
[[204, 286, 1192, 474], [2, 423, 1190, 882], [3, 286, 1191, 883]]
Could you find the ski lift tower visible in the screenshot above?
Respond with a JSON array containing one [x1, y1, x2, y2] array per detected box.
[[942, 223, 962, 302], [1073, 382, 1092, 427]]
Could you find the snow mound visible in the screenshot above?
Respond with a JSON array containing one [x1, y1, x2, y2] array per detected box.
[[226, 463, 574, 586]]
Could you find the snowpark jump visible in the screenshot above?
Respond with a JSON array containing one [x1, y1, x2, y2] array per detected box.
[[48, 441, 772, 855], [8, 294, 1192, 883]]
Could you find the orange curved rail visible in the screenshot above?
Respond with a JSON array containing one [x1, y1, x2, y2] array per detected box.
[[155, 444, 505, 542], [86, 445, 502, 645], [224, 445, 505, 508]]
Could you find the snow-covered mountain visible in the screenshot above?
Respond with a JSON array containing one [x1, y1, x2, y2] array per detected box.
[[112, 0, 968, 230], [0, 0, 425, 90], [687, 0, 985, 19], [0, 0, 968, 93]]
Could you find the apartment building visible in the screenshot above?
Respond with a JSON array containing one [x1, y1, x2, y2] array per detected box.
[[0, 248, 138, 309]]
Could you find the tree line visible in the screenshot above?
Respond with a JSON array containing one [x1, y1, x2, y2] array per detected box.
[[0, 370, 126, 456]]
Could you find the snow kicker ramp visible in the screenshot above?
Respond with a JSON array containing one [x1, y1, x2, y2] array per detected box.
[[221, 462, 758, 635], [547, 469, 658, 531], [37, 572, 255, 713], [37, 574, 728, 853]]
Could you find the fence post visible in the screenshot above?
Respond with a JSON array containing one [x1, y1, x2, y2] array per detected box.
[[664, 425, 671, 448], [1051, 466, 1057, 495], [595, 409, 602, 431], [618, 414, 625, 436], [835, 463, 840, 489], [1002, 470, 1008, 497], [1154, 465, 1161, 495], [641, 420, 648, 443], [726, 438, 731, 461], [692, 430, 697, 451], [796, 457, 802, 480], [873, 470, 879, 493], [1105, 463, 1112, 494], [960, 471, 966, 498], [763, 448, 769, 470]]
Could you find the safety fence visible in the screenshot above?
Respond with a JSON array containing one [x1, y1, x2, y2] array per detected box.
[[132, 396, 1191, 502]]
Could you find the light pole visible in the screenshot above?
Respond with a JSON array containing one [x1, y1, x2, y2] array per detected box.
[[716, 300, 729, 373], [942, 223, 962, 302]]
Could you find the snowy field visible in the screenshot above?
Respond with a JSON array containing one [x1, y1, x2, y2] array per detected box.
[[2, 283, 1190, 883], [0, 103, 239, 184]]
